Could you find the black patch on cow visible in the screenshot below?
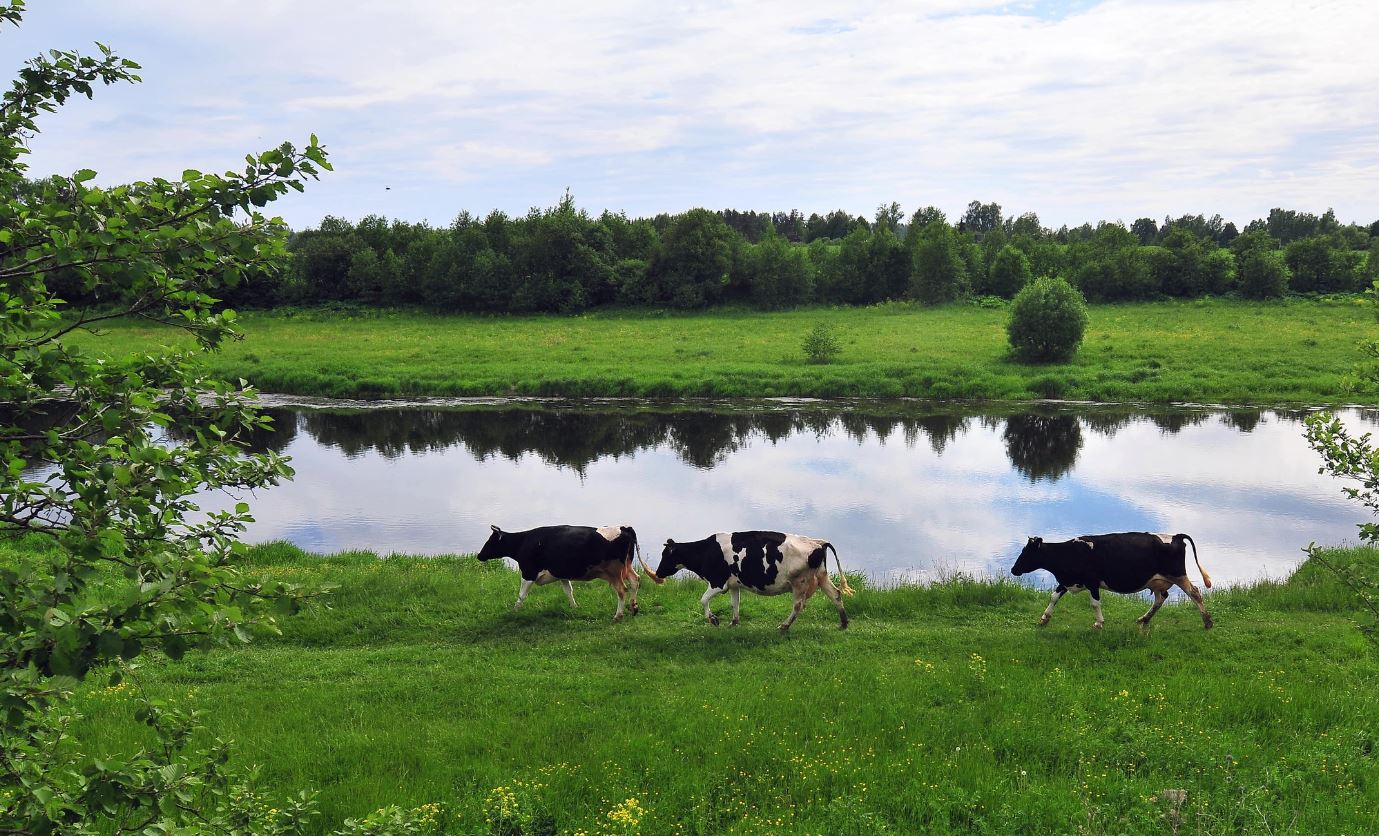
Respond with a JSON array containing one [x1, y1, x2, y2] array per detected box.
[[659, 536, 734, 589], [730, 531, 786, 591], [475, 524, 634, 580], [1012, 532, 1189, 595], [807, 545, 827, 570]]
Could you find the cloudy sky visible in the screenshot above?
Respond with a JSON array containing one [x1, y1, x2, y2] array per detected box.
[[7, 1, 1378, 230]]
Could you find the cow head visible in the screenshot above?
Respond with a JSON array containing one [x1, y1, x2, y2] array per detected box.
[[1010, 536, 1044, 576], [476, 525, 509, 561], [650, 539, 682, 584]]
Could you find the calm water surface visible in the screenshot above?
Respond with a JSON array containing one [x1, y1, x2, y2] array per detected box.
[[206, 398, 1372, 587]]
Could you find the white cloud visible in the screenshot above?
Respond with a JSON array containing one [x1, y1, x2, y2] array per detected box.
[[7, 0, 1378, 226]]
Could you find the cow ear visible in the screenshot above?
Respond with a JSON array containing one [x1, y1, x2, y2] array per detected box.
[[490, 524, 501, 534], [665, 538, 674, 545], [1028, 536, 1041, 545]]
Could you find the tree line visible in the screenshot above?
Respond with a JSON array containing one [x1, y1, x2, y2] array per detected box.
[[37, 183, 1379, 312]]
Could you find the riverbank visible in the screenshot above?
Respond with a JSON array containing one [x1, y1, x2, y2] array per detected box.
[[71, 298, 1377, 404], [70, 541, 1379, 834]]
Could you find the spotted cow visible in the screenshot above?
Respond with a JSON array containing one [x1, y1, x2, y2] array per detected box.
[[1010, 532, 1213, 630], [476, 524, 648, 622], [648, 531, 854, 631]]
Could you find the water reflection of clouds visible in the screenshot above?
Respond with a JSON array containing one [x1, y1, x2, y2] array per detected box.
[[214, 407, 1368, 587]]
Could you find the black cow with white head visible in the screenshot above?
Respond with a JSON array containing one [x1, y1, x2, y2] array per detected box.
[[649, 530, 854, 631], [1011, 532, 1213, 630], [477, 524, 649, 622]]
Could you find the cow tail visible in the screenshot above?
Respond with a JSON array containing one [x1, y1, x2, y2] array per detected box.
[[629, 531, 658, 581], [827, 542, 855, 596], [1179, 534, 1212, 589]]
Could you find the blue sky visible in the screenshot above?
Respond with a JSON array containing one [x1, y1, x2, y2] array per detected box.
[[6, 1, 1377, 230]]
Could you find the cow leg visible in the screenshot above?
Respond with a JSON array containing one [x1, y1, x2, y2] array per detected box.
[[700, 586, 724, 626], [729, 587, 741, 627], [1137, 589, 1169, 627], [1089, 587, 1104, 630], [1175, 576, 1213, 629], [818, 572, 848, 630], [562, 580, 578, 608], [627, 565, 640, 616], [608, 576, 627, 623], [1039, 585, 1067, 626], [514, 578, 535, 610], [779, 582, 812, 633]]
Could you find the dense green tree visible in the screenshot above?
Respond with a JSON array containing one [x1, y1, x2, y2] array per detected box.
[[959, 200, 1002, 238], [867, 224, 910, 302], [645, 208, 734, 307], [1006, 277, 1089, 362], [907, 205, 947, 236], [744, 224, 813, 309], [1006, 211, 1044, 238], [874, 201, 904, 232], [818, 226, 870, 304], [987, 244, 1034, 298], [1074, 247, 1158, 301], [0, 4, 325, 830], [910, 222, 967, 304], [1236, 238, 1291, 298], [291, 216, 359, 301], [1286, 234, 1365, 293], [1131, 217, 1160, 244]]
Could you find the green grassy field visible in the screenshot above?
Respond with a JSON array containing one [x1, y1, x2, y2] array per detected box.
[[62, 542, 1379, 834], [70, 297, 1378, 403]]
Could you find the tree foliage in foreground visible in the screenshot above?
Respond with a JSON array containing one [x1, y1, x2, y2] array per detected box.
[[0, 2, 330, 830], [1304, 286, 1379, 646]]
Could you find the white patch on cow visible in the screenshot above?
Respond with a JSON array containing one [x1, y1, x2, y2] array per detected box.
[[1155, 533, 1174, 545], [1039, 588, 1066, 625], [699, 585, 724, 625], [1091, 596, 1104, 629], [534, 569, 556, 585], [515, 578, 534, 609], [596, 525, 624, 542], [562, 580, 577, 608]]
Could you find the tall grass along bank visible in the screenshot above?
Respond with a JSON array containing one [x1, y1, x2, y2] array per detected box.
[[59, 541, 1379, 834], [68, 297, 1378, 404]]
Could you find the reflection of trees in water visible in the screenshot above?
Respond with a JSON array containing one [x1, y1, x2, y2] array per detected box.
[[1223, 410, 1264, 432], [911, 413, 970, 454], [1149, 412, 1213, 434], [224, 404, 1300, 476], [1004, 414, 1083, 482], [1080, 411, 1137, 437]]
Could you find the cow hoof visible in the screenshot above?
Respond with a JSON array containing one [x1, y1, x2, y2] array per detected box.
[[707, 613, 719, 626], [777, 623, 790, 633], [1092, 622, 1104, 630], [612, 613, 624, 624], [729, 618, 739, 627], [629, 603, 639, 615], [1037, 616, 1050, 627], [1203, 616, 1214, 630], [839, 616, 849, 630]]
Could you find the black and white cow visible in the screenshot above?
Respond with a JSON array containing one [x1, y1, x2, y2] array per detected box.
[[476, 524, 647, 622], [1010, 532, 1213, 630], [649, 531, 854, 631]]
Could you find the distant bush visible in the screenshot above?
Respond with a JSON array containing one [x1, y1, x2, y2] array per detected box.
[[1007, 277, 1089, 362], [986, 244, 1033, 298], [803, 322, 841, 364], [1237, 245, 1291, 299]]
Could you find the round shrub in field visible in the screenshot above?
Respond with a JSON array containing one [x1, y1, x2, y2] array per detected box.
[[1007, 277, 1089, 362]]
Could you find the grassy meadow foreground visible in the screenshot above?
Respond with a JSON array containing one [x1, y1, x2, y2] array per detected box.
[[63, 542, 1379, 834], [73, 297, 1377, 403]]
